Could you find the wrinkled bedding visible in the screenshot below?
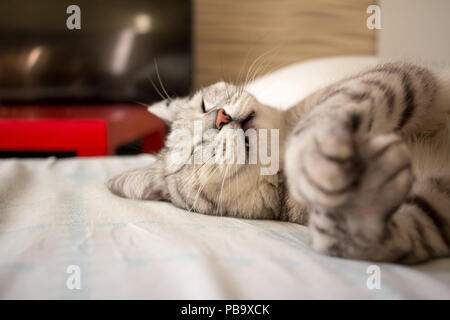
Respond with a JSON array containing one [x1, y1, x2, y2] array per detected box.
[[1, 155, 450, 299], [1, 56, 449, 299]]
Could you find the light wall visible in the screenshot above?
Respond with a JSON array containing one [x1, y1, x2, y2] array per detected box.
[[378, 0, 450, 64]]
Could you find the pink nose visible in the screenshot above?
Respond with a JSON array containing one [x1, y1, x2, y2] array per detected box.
[[216, 109, 231, 130]]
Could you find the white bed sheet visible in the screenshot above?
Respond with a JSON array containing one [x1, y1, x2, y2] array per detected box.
[[1, 56, 450, 299], [1, 155, 449, 299]]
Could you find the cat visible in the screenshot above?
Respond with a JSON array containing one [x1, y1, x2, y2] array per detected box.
[[107, 62, 450, 264]]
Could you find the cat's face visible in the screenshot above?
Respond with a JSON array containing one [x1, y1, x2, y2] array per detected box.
[[148, 81, 286, 217]]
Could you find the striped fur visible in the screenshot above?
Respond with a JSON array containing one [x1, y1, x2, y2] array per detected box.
[[285, 62, 450, 263], [108, 62, 450, 264]]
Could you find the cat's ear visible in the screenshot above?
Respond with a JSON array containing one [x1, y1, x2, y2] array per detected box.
[[106, 159, 169, 201], [147, 97, 189, 125]]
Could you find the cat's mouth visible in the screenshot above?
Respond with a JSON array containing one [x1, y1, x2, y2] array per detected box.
[[241, 111, 256, 131], [241, 112, 256, 153]]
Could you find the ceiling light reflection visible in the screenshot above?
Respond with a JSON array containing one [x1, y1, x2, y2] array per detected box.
[[133, 14, 152, 34], [111, 28, 136, 75]]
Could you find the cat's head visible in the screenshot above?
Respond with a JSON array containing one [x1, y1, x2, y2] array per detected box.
[[111, 81, 286, 218]]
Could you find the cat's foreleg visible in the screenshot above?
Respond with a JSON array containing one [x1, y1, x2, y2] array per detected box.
[[106, 159, 170, 201], [305, 134, 450, 263], [309, 178, 450, 263], [286, 128, 450, 263], [284, 63, 449, 263], [287, 62, 439, 138]]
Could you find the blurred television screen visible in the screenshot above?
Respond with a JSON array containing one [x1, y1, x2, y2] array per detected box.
[[0, 0, 191, 104]]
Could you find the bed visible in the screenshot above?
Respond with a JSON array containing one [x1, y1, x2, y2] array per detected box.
[[1, 56, 450, 299]]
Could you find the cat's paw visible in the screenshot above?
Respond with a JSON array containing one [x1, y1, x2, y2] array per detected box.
[[106, 170, 145, 199], [285, 120, 361, 208], [286, 125, 413, 212], [106, 174, 128, 198], [106, 166, 168, 201], [353, 133, 413, 215]]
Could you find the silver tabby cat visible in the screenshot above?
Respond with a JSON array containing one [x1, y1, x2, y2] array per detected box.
[[107, 62, 450, 264]]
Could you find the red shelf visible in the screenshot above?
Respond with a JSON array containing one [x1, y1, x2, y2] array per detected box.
[[0, 119, 107, 156], [0, 104, 166, 156]]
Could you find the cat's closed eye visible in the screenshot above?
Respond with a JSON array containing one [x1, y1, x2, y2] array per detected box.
[[201, 99, 207, 113]]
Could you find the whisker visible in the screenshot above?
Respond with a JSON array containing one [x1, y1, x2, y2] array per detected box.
[[225, 82, 231, 101], [190, 166, 219, 212], [154, 59, 172, 101], [219, 54, 232, 101], [150, 78, 168, 101], [243, 47, 278, 93], [216, 165, 229, 216], [242, 47, 279, 92], [249, 60, 270, 85], [243, 50, 270, 88], [131, 99, 150, 107], [236, 50, 251, 86], [187, 162, 217, 212], [182, 153, 216, 190]]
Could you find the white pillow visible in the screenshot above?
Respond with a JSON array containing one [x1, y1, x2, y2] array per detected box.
[[246, 55, 380, 110]]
